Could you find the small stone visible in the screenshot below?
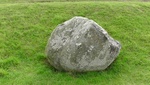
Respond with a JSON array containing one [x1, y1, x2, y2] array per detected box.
[[46, 16, 121, 72]]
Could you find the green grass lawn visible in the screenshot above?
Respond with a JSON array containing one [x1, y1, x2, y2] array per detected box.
[[0, 1, 150, 85], [0, 0, 149, 3]]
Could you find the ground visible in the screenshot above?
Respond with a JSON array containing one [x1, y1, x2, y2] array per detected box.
[[0, 1, 150, 85]]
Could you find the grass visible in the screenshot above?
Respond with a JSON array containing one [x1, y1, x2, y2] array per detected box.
[[0, 1, 150, 85], [0, 0, 149, 3]]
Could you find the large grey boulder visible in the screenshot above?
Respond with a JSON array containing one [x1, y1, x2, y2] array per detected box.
[[46, 16, 121, 72]]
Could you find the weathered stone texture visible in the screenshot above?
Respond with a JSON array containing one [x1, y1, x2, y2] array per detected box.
[[46, 16, 121, 72]]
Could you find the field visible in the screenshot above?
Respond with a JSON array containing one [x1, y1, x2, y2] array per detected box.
[[0, 0, 150, 3], [0, 0, 150, 85]]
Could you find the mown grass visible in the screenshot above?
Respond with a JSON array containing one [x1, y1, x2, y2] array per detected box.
[[0, 1, 150, 85], [0, 0, 149, 3]]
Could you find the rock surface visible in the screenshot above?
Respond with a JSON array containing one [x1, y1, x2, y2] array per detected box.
[[46, 16, 121, 72]]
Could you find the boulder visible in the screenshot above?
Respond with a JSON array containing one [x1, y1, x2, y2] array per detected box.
[[46, 16, 121, 72]]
